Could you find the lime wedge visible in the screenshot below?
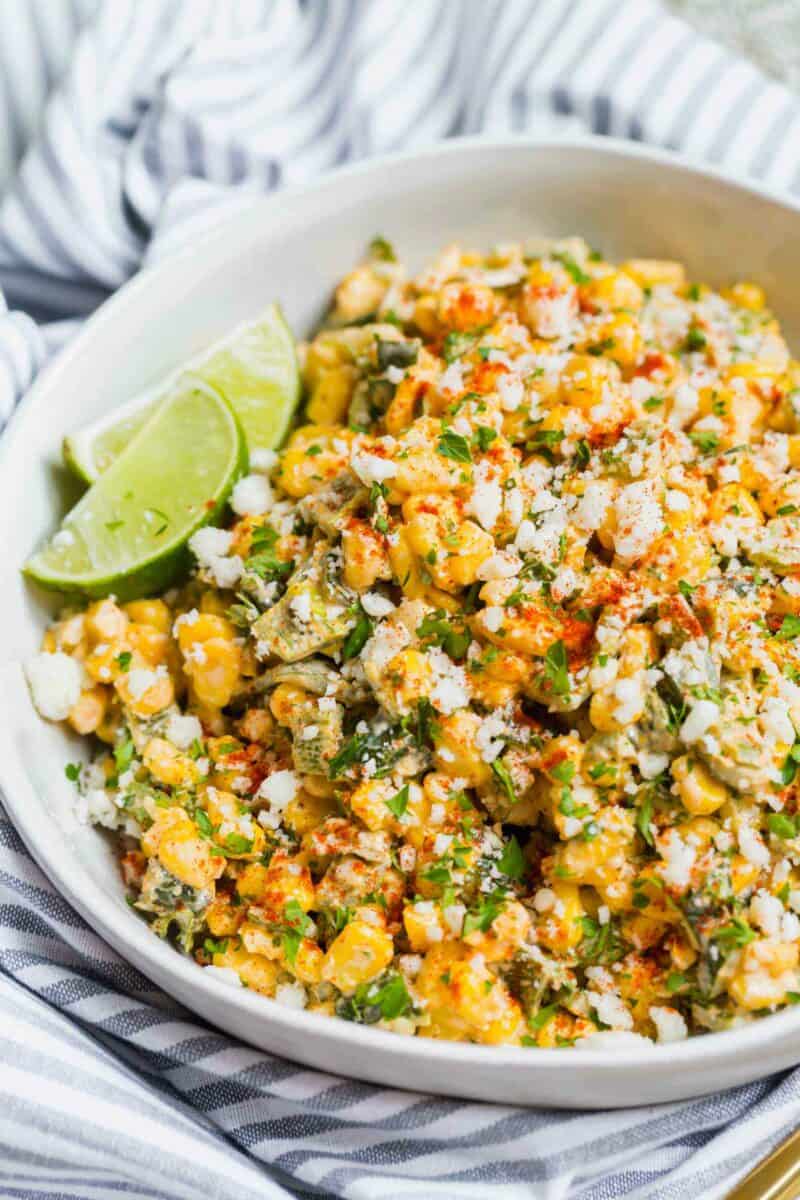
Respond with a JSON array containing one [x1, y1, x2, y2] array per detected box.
[[26, 381, 246, 600], [63, 303, 299, 484]]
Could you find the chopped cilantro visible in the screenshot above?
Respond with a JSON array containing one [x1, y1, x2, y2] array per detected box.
[[436, 429, 472, 464], [542, 639, 570, 697], [497, 834, 525, 880], [385, 784, 409, 819]]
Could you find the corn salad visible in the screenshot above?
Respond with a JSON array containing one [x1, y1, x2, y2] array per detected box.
[[27, 235, 800, 1049]]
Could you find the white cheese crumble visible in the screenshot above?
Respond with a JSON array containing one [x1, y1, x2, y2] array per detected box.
[[361, 592, 396, 618], [587, 990, 633, 1031], [679, 700, 719, 745], [231, 473, 273, 516], [258, 769, 298, 811], [24, 652, 82, 721], [573, 481, 612, 532], [738, 823, 770, 871], [649, 1006, 688, 1043], [290, 592, 312, 624], [477, 550, 522, 581], [249, 448, 278, 473], [274, 982, 308, 1009], [165, 713, 203, 750], [204, 966, 243, 988], [658, 830, 696, 890], [613, 481, 662, 562], [350, 448, 398, 486]]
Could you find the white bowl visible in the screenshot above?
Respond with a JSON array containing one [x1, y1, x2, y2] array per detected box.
[[3, 136, 800, 1109]]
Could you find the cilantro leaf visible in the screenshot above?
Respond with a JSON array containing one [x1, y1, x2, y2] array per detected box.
[[437, 429, 472, 464], [542, 639, 570, 696]]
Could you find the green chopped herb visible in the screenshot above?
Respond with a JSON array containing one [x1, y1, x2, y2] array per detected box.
[[368, 235, 396, 262], [114, 737, 135, 775], [683, 327, 707, 353], [473, 425, 498, 452], [542, 639, 570, 697], [437, 429, 473, 464], [775, 615, 800, 641], [767, 813, 797, 839], [385, 784, 410, 819], [491, 759, 517, 807], [497, 834, 525, 881]]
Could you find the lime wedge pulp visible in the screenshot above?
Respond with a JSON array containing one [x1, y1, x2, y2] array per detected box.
[[26, 381, 247, 600], [63, 303, 299, 484]]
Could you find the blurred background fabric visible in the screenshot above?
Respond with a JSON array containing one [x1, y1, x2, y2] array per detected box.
[[3, 3, 800, 1199]]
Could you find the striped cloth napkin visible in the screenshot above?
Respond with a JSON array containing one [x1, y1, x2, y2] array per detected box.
[[3, 2, 800, 1197]]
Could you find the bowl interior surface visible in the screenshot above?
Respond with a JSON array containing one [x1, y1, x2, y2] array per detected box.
[[3, 137, 800, 1107]]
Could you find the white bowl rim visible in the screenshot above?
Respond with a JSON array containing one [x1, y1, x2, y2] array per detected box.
[[4, 131, 800, 1078]]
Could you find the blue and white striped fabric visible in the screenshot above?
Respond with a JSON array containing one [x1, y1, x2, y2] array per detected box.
[[3, 2, 800, 1197]]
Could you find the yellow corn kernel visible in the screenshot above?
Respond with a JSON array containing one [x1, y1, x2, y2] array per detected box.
[[671, 755, 728, 815], [349, 779, 397, 832], [536, 881, 584, 952], [788, 435, 800, 468], [85, 598, 128, 644], [403, 902, 445, 951], [321, 921, 394, 991], [269, 683, 309, 725], [123, 599, 171, 633], [619, 624, 659, 676], [68, 687, 108, 735], [437, 281, 497, 332], [464, 899, 531, 962], [212, 944, 278, 997], [116, 665, 174, 716], [334, 266, 388, 323], [621, 259, 685, 289], [433, 711, 493, 788], [307, 364, 358, 425], [341, 520, 391, 590], [84, 640, 125, 685], [176, 611, 236, 649], [206, 788, 265, 859], [236, 862, 269, 901], [707, 484, 763, 525], [46, 613, 87, 656], [722, 281, 766, 311], [205, 895, 244, 937], [581, 269, 644, 311], [199, 590, 230, 617], [655, 528, 713, 588], [292, 938, 325, 984], [411, 294, 439, 337], [385, 526, 458, 611], [729, 938, 799, 1010], [126, 624, 170, 668], [256, 853, 316, 913], [277, 425, 351, 499], [556, 810, 635, 906], [385, 648, 433, 710], [142, 807, 223, 889], [589, 689, 625, 734], [143, 737, 197, 788], [582, 312, 642, 372], [283, 789, 338, 836], [188, 639, 240, 708], [731, 853, 761, 896]]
